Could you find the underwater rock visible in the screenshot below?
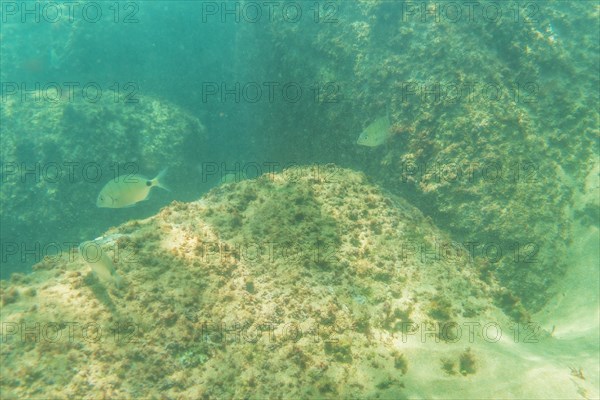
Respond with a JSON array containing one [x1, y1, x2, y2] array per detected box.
[[1, 166, 593, 399], [252, 1, 599, 313]]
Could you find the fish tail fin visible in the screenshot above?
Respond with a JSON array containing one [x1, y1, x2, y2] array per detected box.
[[153, 168, 171, 192]]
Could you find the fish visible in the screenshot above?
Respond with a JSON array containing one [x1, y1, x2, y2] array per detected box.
[[91, 233, 127, 246], [79, 241, 124, 288], [96, 168, 169, 208], [356, 115, 391, 147]]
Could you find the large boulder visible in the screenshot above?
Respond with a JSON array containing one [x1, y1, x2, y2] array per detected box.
[[1, 166, 594, 399]]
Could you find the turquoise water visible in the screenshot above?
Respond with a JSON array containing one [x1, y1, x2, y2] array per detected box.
[[1, 1, 598, 398]]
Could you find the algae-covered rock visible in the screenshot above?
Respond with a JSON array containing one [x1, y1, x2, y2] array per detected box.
[[1, 166, 593, 399], [249, 1, 599, 312]]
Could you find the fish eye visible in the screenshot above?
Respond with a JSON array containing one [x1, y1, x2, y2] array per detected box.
[[99, 195, 104, 201]]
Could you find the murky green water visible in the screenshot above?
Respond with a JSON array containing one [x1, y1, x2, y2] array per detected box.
[[1, 1, 598, 398]]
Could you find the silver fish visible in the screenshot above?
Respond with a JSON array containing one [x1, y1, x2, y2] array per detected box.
[[356, 115, 391, 147], [79, 241, 124, 288], [97, 168, 169, 208]]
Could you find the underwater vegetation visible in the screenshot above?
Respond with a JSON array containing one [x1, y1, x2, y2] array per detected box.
[[1, 167, 595, 399], [0, 1, 598, 399], [250, 0, 599, 313]]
